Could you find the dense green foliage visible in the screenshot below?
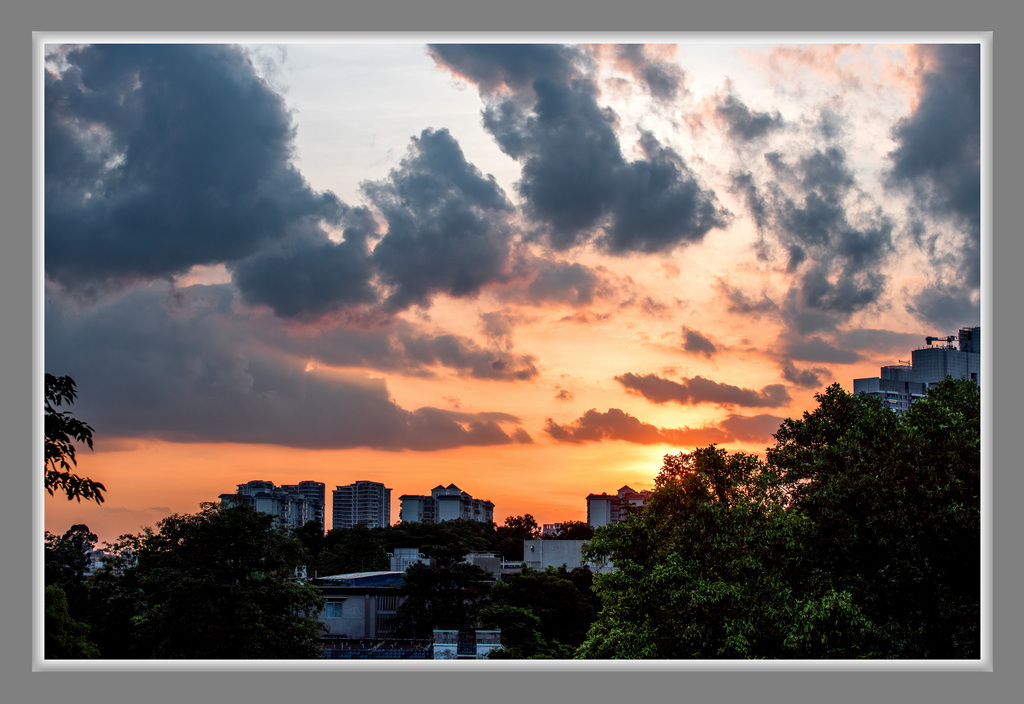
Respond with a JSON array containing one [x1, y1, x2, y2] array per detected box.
[[46, 504, 325, 659], [45, 374, 105, 503], [578, 379, 981, 659], [482, 566, 600, 658]]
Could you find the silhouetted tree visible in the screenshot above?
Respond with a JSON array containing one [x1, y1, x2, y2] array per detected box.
[[97, 503, 325, 658], [45, 374, 105, 503]]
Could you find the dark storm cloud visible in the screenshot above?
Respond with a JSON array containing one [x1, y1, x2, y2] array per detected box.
[[45, 44, 340, 295], [615, 373, 791, 408], [682, 327, 717, 358], [431, 44, 729, 253], [229, 207, 379, 319], [363, 128, 515, 310], [888, 44, 981, 237], [427, 44, 588, 93], [45, 285, 531, 449], [779, 360, 830, 389], [544, 408, 784, 446], [886, 45, 980, 329], [716, 92, 784, 141]]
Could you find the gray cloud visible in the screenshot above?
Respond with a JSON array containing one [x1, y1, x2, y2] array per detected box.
[[521, 260, 611, 307], [45, 285, 531, 449], [888, 45, 980, 238], [682, 327, 718, 358], [734, 148, 896, 328], [716, 91, 784, 141], [45, 44, 341, 296], [612, 45, 686, 101], [615, 373, 791, 408], [779, 360, 831, 389], [364, 128, 515, 311], [229, 208, 379, 319], [430, 44, 729, 253], [782, 336, 861, 364]]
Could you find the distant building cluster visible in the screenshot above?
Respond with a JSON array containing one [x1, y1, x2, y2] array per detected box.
[[398, 483, 495, 524], [854, 326, 980, 413], [586, 485, 653, 528], [219, 480, 325, 531]]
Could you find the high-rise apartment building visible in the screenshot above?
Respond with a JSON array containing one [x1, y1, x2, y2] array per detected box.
[[853, 326, 980, 413], [333, 481, 392, 530], [586, 485, 652, 528], [220, 480, 325, 531], [398, 484, 494, 524]]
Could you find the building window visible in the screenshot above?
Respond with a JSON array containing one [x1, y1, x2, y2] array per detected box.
[[325, 600, 345, 618]]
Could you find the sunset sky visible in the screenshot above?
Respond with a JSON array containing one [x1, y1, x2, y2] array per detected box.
[[41, 37, 983, 545]]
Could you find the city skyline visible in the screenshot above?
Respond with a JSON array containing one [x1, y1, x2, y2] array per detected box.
[[43, 37, 983, 545]]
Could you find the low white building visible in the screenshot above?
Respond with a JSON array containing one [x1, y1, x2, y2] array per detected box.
[[522, 539, 612, 574]]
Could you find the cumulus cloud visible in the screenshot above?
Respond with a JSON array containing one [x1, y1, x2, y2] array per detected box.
[[45, 44, 341, 296], [229, 208, 379, 319], [615, 372, 790, 408], [544, 408, 785, 446], [45, 285, 532, 449], [429, 43, 729, 253], [733, 147, 896, 329], [363, 128, 515, 310]]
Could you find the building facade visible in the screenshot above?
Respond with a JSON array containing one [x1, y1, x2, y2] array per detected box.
[[333, 480, 392, 531], [853, 326, 980, 413], [398, 484, 494, 524], [586, 485, 652, 528], [219, 479, 325, 531]]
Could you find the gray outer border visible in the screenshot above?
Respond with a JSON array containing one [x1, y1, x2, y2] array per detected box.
[[4, 1, 1019, 702]]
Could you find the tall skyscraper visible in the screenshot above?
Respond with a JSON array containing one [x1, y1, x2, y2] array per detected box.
[[220, 479, 325, 531], [332, 481, 392, 530], [398, 484, 494, 524], [853, 326, 980, 413]]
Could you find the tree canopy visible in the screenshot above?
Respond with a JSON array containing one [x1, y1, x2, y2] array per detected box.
[[578, 379, 981, 659], [72, 503, 325, 658]]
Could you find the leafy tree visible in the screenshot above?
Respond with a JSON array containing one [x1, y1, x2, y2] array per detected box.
[[579, 446, 804, 659], [44, 524, 98, 619], [309, 524, 389, 576], [482, 566, 600, 658], [44, 585, 100, 659], [392, 558, 492, 638], [549, 521, 595, 540], [96, 502, 325, 658], [768, 379, 981, 658], [494, 514, 541, 561], [578, 379, 981, 659], [45, 374, 105, 503]]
